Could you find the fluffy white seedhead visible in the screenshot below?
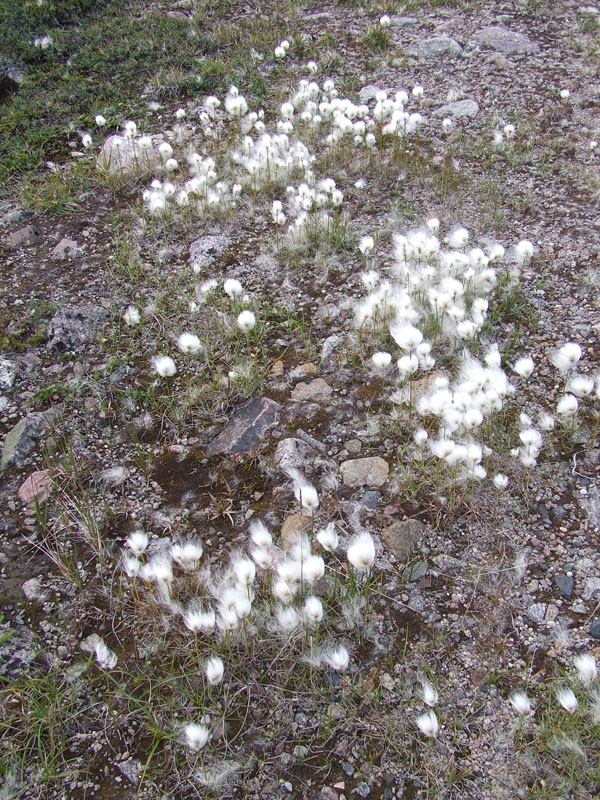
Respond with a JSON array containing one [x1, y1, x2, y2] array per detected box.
[[317, 522, 338, 552], [249, 520, 272, 549], [185, 723, 210, 751], [556, 394, 578, 416], [421, 680, 438, 707], [171, 540, 203, 570], [232, 555, 256, 586], [153, 355, 176, 378], [415, 710, 438, 737], [509, 691, 531, 715], [303, 596, 324, 624], [94, 639, 118, 670], [298, 483, 319, 512], [493, 474, 509, 490], [347, 532, 376, 572], [323, 645, 349, 672], [359, 235, 374, 254], [567, 375, 594, 398], [95, 114, 106, 127], [303, 554, 325, 583], [551, 342, 582, 373], [276, 605, 300, 632], [223, 278, 243, 299], [237, 310, 256, 332], [205, 657, 224, 685], [126, 531, 148, 555], [556, 687, 578, 713], [123, 305, 141, 326], [372, 351, 392, 370], [513, 357, 534, 378], [574, 653, 597, 687], [177, 332, 202, 355]]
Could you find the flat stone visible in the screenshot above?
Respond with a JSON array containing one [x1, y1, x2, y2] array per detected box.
[[274, 438, 313, 471], [340, 456, 389, 488], [403, 561, 428, 582], [291, 378, 332, 403], [345, 439, 362, 455], [205, 397, 281, 457], [0, 619, 38, 679], [382, 519, 426, 561], [1, 406, 63, 470], [390, 15, 418, 27], [359, 490, 382, 509], [281, 513, 312, 549], [579, 5, 600, 15], [51, 237, 83, 260], [581, 576, 600, 601], [405, 37, 463, 60], [589, 619, 600, 639], [18, 469, 52, 508], [47, 304, 109, 353], [554, 573, 574, 600], [358, 85, 381, 103], [189, 234, 232, 273], [289, 362, 318, 379], [0, 358, 17, 391], [22, 578, 47, 602], [434, 99, 479, 119], [97, 134, 162, 178], [5, 224, 39, 249], [467, 26, 540, 55], [99, 465, 129, 487], [582, 484, 600, 527], [271, 360, 284, 377], [527, 602, 548, 624], [320, 334, 344, 371]]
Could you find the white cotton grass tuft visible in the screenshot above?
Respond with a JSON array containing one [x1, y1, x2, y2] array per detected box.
[[95, 114, 106, 127], [359, 235, 374, 254], [185, 723, 210, 752], [205, 657, 224, 685], [551, 342, 582, 373], [323, 645, 350, 672], [379, 14, 391, 27], [249, 520, 272, 549], [415, 710, 439, 738], [513, 357, 534, 379], [153, 355, 176, 378], [303, 595, 324, 624], [493, 474, 509, 490], [347, 532, 376, 572], [126, 530, 148, 555], [556, 687, 578, 713], [574, 653, 597, 687], [223, 278, 243, 299], [372, 351, 392, 370], [567, 375, 594, 398], [94, 639, 118, 670], [316, 522, 338, 552], [421, 679, 438, 707], [237, 310, 256, 332], [509, 691, 531, 715], [123, 305, 141, 326], [556, 394, 578, 416], [177, 332, 202, 355]]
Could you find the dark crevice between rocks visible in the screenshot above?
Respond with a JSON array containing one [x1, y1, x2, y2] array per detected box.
[[0, 74, 19, 105]]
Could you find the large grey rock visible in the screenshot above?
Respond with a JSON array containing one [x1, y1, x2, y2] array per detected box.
[[5, 224, 39, 249], [189, 234, 232, 273], [0, 619, 38, 679], [320, 334, 344, 371], [274, 438, 313, 471], [51, 237, 83, 260], [97, 134, 161, 178], [206, 397, 281, 457], [47, 304, 109, 352], [581, 576, 600, 601], [358, 85, 381, 104], [406, 37, 463, 60], [340, 456, 389, 488], [1, 406, 63, 470], [0, 358, 17, 391], [467, 26, 540, 55], [382, 519, 427, 561], [582, 484, 600, 527], [435, 99, 479, 119], [390, 16, 418, 27], [554, 573, 574, 600], [291, 378, 332, 403]]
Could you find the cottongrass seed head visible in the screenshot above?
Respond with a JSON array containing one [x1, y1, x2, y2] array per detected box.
[[415, 710, 439, 738]]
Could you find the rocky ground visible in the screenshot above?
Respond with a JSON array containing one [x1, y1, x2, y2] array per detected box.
[[1, 1, 600, 799]]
